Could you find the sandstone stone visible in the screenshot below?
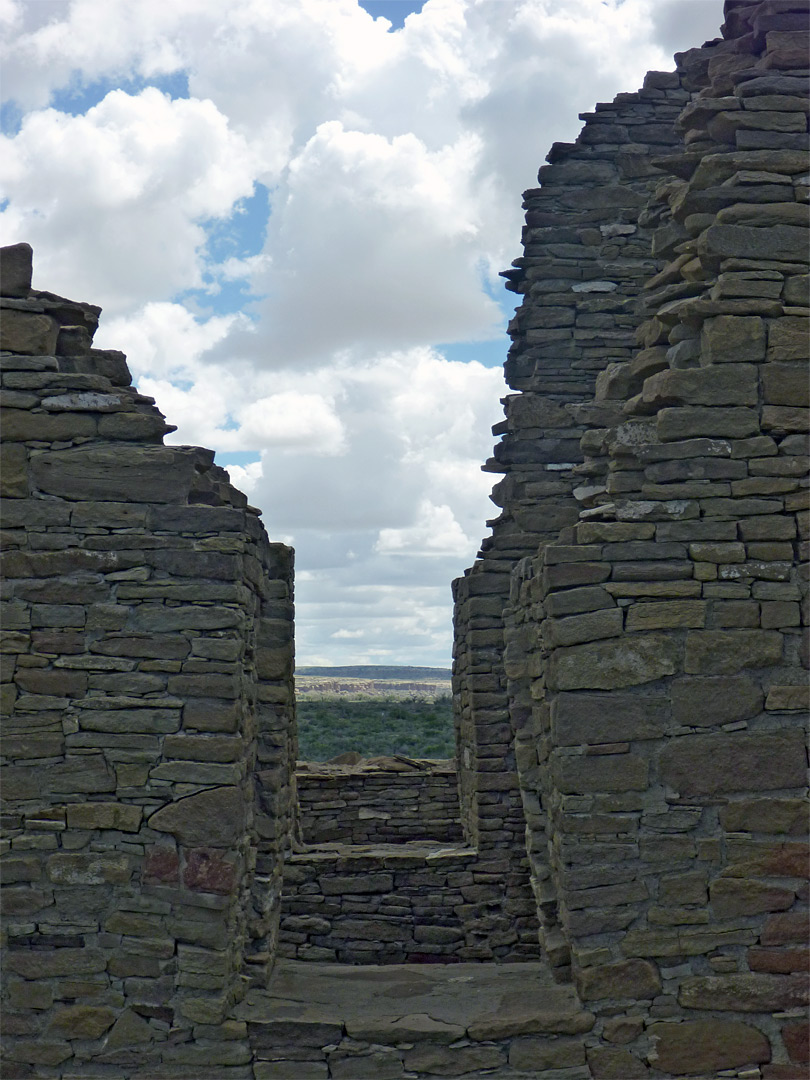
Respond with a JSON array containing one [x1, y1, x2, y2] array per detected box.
[[679, 972, 808, 1012], [48, 1005, 117, 1040], [720, 797, 807, 834], [47, 851, 130, 885], [710, 878, 795, 917], [31, 444, 197, 502], [0, 309, 58, 353], [626, 600, 705, 630], [586, 1046, 650, 1079], [671, 674, 763, 725], [0, 242, 33, 297], [6, 947, 106, 978], [762, 405, 809, 432], [508, 1038, 586, 1070], [1, 408, 98, 441], [403, 1044, 506, 1075], [576, 958, 660, 1001], [346, 1013, 464, 1043], [547, 634, 680, 690], [659, 730, 807, 796], [642, 365, 758, 407], [684, 629, 783, 673], [542, 608, 623, 647], [699, 224, 809, 263], [552, 692, 670, 744], [649, 1019, 770, 1073], [762, 364, 809, 408], [0, 442, 28, 497], [657, 407, 760, 441], [147, 786, 246, 847], [552, 751, 648, 794], [765, 685, 808, 710]]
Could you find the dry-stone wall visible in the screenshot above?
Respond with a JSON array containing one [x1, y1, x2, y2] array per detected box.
[[296, 759, 462, 845], [0, 243, 296, 1077], [458, 0, 809, 1076], [453, 32, 690, 982]]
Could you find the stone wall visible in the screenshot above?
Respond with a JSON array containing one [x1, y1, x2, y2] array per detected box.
[[451, 51, 691, 967], [0, 243, 296, 1077], [460, 0, 809, 1075], [278, 843, 480, 964], [296, 759, 462, 845]]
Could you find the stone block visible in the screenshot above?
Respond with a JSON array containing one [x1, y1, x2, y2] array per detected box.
[[657, 407, 760, 441], [147, 786, 246, 846], [0, 242, 33, 296], [768, 317, 809, 361], [542, 608, 623, 647], [684, 629, 783, 673], [626, 600, 705, 630], [700, 315, 766, 363], [403, 1044, 506, 1075], [576, 958, 660, 1001], [64, 802, 141, 832], [766, 685, 809, 711], [720, 797, 807, 834], [6, 947, 106, 978], [679, 973, 808, 1012], [749, 947, 809, 974], [642, 364, 758, 406], [508, 1038, 586, 1071], [710, 878, 795, 917], [46, 852, 130, 885], [671, 674, 763, 726], [762, 363, 809, 408], [48, 1005, 117, 1039], [0, 443, 28, 497], [649, 1019, 770, 1074], [586, 1046, 650, 1079], [552, 752, 648, 794], [547, 634, 680, 690], [699, 223, 809, 263], [0, 309, 59, 354], [31, 444, 197, 502], [551, 691, 670, 744], [659, 730, 806, 796]]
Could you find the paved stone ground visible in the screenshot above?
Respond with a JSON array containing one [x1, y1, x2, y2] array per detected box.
[[238, 959, 594, 1078]]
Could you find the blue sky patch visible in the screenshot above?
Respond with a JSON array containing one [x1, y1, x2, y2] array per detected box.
[[358, 1, 427, 31]]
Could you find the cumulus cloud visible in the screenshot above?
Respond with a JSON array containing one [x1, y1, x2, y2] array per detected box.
[[0, 0, 726, 663]]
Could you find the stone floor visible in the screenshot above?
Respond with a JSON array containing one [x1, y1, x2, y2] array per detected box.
[[237, 959, 594, 1079]]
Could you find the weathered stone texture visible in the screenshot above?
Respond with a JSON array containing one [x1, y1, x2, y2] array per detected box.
[[0, 246, 296, 1077], [454, 2, 809, 1076]]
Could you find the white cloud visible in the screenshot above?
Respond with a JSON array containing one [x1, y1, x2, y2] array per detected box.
[[0, 88, 256, 312], [0, 0, 727, 664]]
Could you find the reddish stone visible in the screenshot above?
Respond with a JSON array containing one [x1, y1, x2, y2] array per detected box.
[[783, 1021, 810, 1064], [143, 847, 179, 884], [749, 946, 809, 973], [762, 912, 810, 945], [724, 843, 810, 879], [763, 1066, 809, 1079], [649, 1019, 770, 1074], [182, 848, 236, 894]]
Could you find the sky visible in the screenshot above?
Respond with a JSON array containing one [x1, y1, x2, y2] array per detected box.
[[0, 0, 725, 667]]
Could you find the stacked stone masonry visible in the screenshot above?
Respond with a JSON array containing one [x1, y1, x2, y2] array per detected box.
[[296, 759, 463, 846], [0, 242, 296, 1077], [1, 0, 808, 1076], [455, 0, 810, 1077]]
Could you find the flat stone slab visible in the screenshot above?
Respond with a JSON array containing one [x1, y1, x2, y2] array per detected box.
[[239, 959, 592, 1040]]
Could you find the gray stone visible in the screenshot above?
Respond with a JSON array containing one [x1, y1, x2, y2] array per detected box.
[[546, 634, 680, 690], [0, 242, 33, 297], [148, 786, 246, 846]]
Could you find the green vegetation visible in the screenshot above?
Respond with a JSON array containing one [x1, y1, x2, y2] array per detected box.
[[296, 694, 454, 762]]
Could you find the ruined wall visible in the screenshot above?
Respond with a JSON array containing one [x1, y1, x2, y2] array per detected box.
[[465, 0, 808, 1075], [0, 244, 296, 1077], [452, 49, 690, 969], [279, 843, 480, 964], [296, 759, 462, 845]]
